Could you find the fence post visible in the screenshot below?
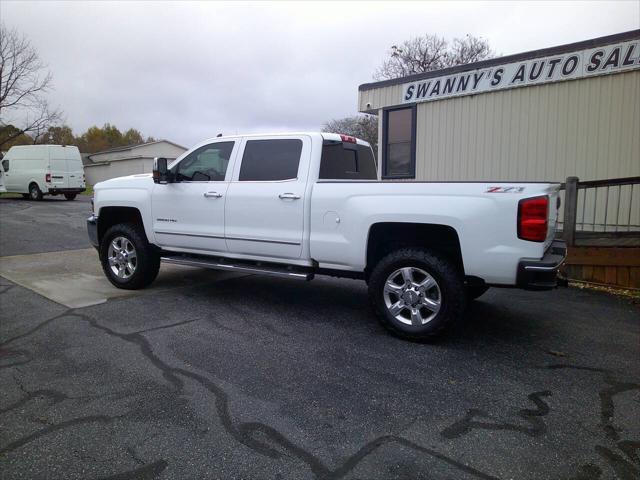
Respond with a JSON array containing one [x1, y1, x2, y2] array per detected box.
[[563, 176, 579, 247]]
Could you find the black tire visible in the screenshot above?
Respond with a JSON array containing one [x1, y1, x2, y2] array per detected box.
[[21, 193, 29, 199], [99, 223, 160, 290], [466, 285, 490, 301], [29, 183, 43, 201], [64, 193, 77, 200], [368, 248, 465, 341]]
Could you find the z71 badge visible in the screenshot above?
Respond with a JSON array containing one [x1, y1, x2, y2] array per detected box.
[[485, 186, 525, 193]]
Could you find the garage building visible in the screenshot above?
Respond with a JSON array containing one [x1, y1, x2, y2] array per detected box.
[[83, 140, 186, 185], [358, 30, 639, 183]]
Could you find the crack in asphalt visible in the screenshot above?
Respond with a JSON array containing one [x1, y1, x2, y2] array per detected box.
[[3, 302, 635, 479], [133, 318, 201, 334], [0, 309, 84, 348], [0, 414, 121, 455], [544, 364, 640, 442], [542, 364, 640, 479], [0, 387, 68, 415], [0, 284, 16, 294], [79, 314, 499, 480], [440, 391, 552, 439], [95, 459, 168, 480], [0, 348, 33, 369]]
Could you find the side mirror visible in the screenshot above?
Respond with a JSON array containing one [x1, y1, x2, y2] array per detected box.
[[153, 157, 170, 184]]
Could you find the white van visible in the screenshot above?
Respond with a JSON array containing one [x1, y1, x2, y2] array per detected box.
[[0, 158, 6, 193], [1, 145, 86, 200]]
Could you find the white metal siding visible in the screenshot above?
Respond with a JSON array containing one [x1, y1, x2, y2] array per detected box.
[[85, 158, 154, 185], [367, 70, 640, 183]]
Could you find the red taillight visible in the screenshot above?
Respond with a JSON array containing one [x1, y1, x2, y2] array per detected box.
[[339, 134, 357, 144], [518, 195, 548, 242], [45, 173, 51, 183]]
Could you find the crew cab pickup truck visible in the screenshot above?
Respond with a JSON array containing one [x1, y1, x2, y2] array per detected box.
[[87, 132, 566, 340]]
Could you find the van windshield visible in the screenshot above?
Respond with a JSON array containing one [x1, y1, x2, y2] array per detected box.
[[319, 142, 377, 180]]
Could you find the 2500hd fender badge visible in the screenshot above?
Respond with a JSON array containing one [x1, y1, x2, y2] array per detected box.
[[156, 218, 177, 222], [486, 186, 525, 193]]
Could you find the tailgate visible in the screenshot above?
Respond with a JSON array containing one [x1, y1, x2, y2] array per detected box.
[[545, 185, 561, 248]]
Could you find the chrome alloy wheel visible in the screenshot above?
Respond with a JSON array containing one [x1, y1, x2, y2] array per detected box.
[[383, 267, 441, 326], [107, 236, 137, 279]]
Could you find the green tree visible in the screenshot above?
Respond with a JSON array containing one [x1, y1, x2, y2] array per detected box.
[[0, 124, 33, 150], [75, 124, 155, 153], [322, 115, 378, 154], [122, 128, 144, 146], [77, 126, 111, 153], [39, 125, 75, 145]]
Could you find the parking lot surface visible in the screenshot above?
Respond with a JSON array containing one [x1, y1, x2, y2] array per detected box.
[[1, 196, 639, 480]]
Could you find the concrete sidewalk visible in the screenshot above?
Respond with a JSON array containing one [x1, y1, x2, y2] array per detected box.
[[0, 248, 242, 308]]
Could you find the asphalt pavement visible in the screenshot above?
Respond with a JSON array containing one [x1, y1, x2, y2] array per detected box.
[[0, 195, 639, 480]]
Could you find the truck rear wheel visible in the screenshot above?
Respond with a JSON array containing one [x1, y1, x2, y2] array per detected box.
[[64, 193, 77, 200], [29, 183, 43, 201], [368, 248, 465, 341], [99, 223, 160, 290]]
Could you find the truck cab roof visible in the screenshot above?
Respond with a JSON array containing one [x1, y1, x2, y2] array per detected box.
[[200, 132, 371, 148]]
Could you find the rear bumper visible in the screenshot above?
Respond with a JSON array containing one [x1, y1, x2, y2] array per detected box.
[[87, 215, 99, 249], [48, 187, 86, 194], [516, 239, 567, 290]]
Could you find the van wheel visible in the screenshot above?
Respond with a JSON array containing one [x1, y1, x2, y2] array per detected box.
[[368, 248, 465, 341], [64, 193, 77, 200], [29, 183, 43, 201], [99, 223, 160, 290], [21, 194, 29, 199]]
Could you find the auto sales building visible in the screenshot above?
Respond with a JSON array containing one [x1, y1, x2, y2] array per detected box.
[[358, 30, 640, 183]]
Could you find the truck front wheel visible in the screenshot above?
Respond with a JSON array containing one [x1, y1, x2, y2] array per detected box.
[[368, 248, 465, 341], [99, 223, 160, 290]]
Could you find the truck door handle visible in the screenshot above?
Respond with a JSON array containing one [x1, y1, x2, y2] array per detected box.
[[204, 191, 223, 198], [279, 193, 301, 200]]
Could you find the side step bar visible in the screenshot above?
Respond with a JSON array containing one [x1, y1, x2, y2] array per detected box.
[[161, 255, 314, 280]]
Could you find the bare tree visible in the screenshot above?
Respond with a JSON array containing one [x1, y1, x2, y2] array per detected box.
[[0, 23, 61, 149], [375, 34, 494, 80], [322, 115, 378, 153]]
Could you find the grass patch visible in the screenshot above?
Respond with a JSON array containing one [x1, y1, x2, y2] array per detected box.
[[1, 185, 93, 197]]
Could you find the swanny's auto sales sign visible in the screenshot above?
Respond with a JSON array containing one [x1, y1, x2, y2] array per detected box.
[[401, 39, 640, 104]]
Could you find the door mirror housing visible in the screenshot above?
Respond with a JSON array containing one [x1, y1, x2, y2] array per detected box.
[[153, 157, 170, 184]]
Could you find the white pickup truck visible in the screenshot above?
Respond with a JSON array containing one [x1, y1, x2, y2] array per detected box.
[[87, 132, 566, 340]]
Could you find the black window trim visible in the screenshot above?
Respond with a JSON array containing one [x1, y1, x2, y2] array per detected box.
[[381, 104, 417, 180]]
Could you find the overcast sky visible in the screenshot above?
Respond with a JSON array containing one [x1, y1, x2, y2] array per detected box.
[[2, 0, 639, 147]]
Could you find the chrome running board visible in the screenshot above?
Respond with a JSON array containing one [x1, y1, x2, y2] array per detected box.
[[161, 255, 314, 280]]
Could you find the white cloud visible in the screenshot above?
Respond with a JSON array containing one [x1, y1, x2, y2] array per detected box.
[[1, 0, 638, 147]]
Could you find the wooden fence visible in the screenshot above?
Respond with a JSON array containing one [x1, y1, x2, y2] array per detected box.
[[559, 176, 640, 290]]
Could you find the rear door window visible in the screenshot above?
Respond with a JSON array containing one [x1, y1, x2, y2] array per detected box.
[[239, 139, 302, 181], [319, 142, 377, 180]]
